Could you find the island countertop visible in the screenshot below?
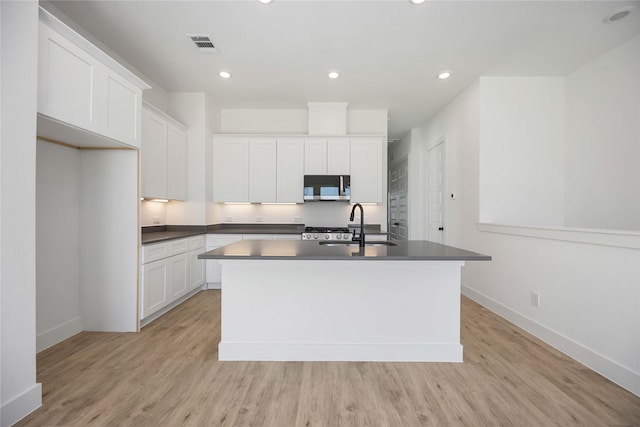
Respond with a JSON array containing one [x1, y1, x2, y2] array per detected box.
[[198, 239, 491, 261]]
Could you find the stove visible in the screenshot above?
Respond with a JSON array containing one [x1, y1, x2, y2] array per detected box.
[[302, 226, 353, 241]]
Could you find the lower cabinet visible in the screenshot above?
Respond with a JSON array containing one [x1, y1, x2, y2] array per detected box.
[[141, 235, 205, 321]]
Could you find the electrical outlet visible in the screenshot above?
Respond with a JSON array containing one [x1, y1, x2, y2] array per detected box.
[[293, 216, 301, 223], [224, 216, 233, 223], [256, 216, 263, 223], [153, 216, 160, 224], [530, 292, 540, 307]]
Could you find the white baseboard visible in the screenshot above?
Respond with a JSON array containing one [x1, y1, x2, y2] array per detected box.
[[36, 316, 83, 353], [219, 342, 463, 362], [205, 282, 221, 290], [1, 383, 42, 427], [462, 284, 640, 397]]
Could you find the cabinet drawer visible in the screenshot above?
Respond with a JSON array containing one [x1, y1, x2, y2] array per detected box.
[[170, 239, 189, 256], [142, 242, 169, 264], [188, 235, 205, 250]]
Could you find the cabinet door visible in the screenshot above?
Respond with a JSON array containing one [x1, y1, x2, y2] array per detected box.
[[141, 106, 168, 199], [327, 138, 350, 175], [188, 250, 206, 290], [350, 137, 382, 203], [213, 137, 249, 202], [249, 138, 277, 202], [168, 253, 189, 300], [102, 70, 142, 148], [167, 122, 188, 201], [304, 138, 327, 174], [38, 22, 99, 132], [277, 138, 304, 203], [142, 259, 169, 318]]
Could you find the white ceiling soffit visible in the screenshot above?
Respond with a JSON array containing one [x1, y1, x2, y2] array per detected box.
[[44, 0, 640, 139]]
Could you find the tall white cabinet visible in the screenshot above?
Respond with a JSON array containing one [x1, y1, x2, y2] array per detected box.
[[141, 103, 188, 201]]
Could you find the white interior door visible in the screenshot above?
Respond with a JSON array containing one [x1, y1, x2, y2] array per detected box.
[[389, 158, 408, 241], [427, 142, 445, 243]]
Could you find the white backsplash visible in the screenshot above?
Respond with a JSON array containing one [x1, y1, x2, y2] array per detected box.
[[215, 202, 387, 230]]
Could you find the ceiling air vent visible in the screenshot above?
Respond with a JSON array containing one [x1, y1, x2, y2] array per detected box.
[[187, 34, 219, 54]]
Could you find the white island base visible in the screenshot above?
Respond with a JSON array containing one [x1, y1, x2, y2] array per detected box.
[[219, 260, 465, 362]]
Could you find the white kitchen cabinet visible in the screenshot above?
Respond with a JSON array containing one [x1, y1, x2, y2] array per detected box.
[[304, 138, 327, 174], [350, 137, 383, 203], [141, 106, 168, 198], [213, 136, 249, 202], [249, 138, 277, 202], [141, 235, 205, 321], [205, 234, 243, 287], [142, 258, 170, 318], [141, 103, 188, 200], [37, 8, 148, 148], [277, 138, 304, 203], [168, 253, 189, 300], [304, 137, 350, 175], [327, 138, 350, 175], [188, 249, 206, 290], [167, 122, 188, 200]]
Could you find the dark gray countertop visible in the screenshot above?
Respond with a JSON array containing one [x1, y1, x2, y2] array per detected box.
[[198, 240, 491, 261], [142, 224, 387, 245]]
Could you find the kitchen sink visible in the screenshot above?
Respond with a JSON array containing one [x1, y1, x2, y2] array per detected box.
[[318, 240, 397, 247]]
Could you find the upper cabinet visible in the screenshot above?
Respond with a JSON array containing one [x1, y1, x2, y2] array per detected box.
[[303, 137, 350, 175], [141, 103, 188, 201], [277, 138, 304, 203], [213, 136, 305, 203], [36, 8, 150, 149], [213, 136, 249, 202], [249, 138, 277, 203], [350, 137, 383, 203]]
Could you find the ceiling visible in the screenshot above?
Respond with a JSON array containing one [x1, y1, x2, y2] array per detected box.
[[45, 0, 640, 140]]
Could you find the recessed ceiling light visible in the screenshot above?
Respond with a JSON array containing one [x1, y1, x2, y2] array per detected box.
[[409, 0, 427, 4], [328, 71, 340, 79], [219, 71, 231, 79], [258, 0, 273, 4], [603, 6, 635, 23], [437, 71, 451, 80]]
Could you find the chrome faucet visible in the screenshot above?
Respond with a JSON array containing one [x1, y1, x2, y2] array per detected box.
[[350, 203, 365, 248]]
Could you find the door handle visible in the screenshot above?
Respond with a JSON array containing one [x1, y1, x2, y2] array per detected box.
[[393, 222, 400, 226], [438, 227, 444, 231]]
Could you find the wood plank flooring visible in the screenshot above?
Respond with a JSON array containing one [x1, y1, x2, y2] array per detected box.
[[16, 290, 640, 426]]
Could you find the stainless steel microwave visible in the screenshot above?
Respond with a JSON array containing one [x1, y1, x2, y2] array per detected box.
[[303, 175, 350, 201]]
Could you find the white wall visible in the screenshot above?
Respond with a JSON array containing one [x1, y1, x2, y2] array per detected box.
[[413, 57, 640, 395], [36, 141, 82, 352], [479, 77, 566, 227], [221, 109, 308, 134], [1, 2, 42, 426], [564, 35, 640, 231]]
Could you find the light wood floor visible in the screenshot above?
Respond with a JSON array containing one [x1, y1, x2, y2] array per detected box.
[[17, 290, 640, 427]]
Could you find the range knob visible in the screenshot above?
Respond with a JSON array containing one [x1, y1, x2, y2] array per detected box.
[[336, 234, 342, 240], [324, 234, 330, 240], [304, 233, 311, 239], [313, 234, 319, 239], [343, 233, 351, 239]]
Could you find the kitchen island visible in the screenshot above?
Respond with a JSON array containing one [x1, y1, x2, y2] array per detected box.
[[199, 240, 490, 362]]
